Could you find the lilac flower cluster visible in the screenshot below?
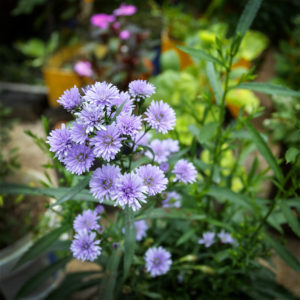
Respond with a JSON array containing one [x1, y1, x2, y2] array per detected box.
[[47, 80, 197, 262], [198, 230, 235, 248]]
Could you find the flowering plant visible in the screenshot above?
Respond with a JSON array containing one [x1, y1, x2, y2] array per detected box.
[[1, 0, 300, 299]]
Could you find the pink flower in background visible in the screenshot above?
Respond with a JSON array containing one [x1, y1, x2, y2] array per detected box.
[[114, 3, 137, 16], [74, 61, 93, 77], [112, 22, 121, 30], [119, 30, 131, 40], [90, 14, 115, 29]]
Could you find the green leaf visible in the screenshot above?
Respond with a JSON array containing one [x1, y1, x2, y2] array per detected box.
[[52, 176, 90, 207], [131, 156, 151, 169], [123, 206, 136, 280], [285, 147, 300, 164], [279, 201, 300, 238], [16, 225, 70, 269], [244, 121, 283, 182], [16, 256, 71, 299], [264, 234, 300, 273], [206, 62, 223, 104], [235, 0, 262, 38], [110, 100, 127, 124], [176, 229, 196, 247], [177, 46, 225, 67], [199, 122, 218, 144], [233, 82, 300, 98]]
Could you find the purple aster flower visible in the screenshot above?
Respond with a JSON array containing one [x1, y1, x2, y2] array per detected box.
[[90, 14, 115, 29], [159, 162, 169, 173], [119, 30, 131, 40], [91, 123, 124, 161], [71, 230, 101, 262], [57, 86, 82, 111], [145, 246, 172, 277], [116, 113, 142, 137], [64, 144, 94, 175], [74, 61, 93, 77], [70, 122, 88, 144], [76, 103, 106, 134], [98, 225, 105, 234], [172, 159, 197, 184], [83, 81, 119, 109], [95, 204, 105, 215], [162, 191, 181, 208], [129, 80, 155, 100], [165, 139, 179, 153], [47, 124, 73, 161], [135, 220, 148, 241], [114, 3, 137, 16], [198, 232, 215, 248], [218, 230, 235, 245], [145, 100, 176, 134], [112, 91, 135, 115], [136, 165, 168, 196], [114, 172, 147, 211], [73, 209, 100, 232], [112, 242, 119, 249], [146, 139, 169, 163], [89, 164, 121, 202]]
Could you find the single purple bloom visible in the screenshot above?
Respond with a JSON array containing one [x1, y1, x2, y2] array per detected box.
[[145, 246, 172, 277], [198, 232, 215, 248], [159, 162, 169, 173], [71, 230, 101, 262], [57, 86, 82, 111], [112, 242, 119, 249], [136, 165, 168, 196], [114, 3, 137, 16], [165, 139, 179, 153], [64, 144, 94, 175], [83, 81, 119, 109], [47, 124, 73, 161], [129, 80, 155, 100], [162, 191, 181, 208], [119, 30, 131, 40], [76, 103, 106, 134], [218, 230, 235, 245], [70, 122, 88, 144], [74, 61, 93, 77], [146, 139, 170, 163], [112, 91, 135, 115], [73, 209, 100, 232], [90, 164, 121, 202], [116, 113, 142, 137], [172, 159, 197, 184], [91, 123, 124, 161], [95, 204, 105, 215], [145, 100, 176, 134], [90, 14, 115, 29], [113, 172, 147, 211], [98, 225, 105, 234], [135, 220, 148, 241]]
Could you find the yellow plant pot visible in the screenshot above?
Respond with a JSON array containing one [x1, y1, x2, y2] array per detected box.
[[161, 31, 194, 70], [43, 45, 93, 107]]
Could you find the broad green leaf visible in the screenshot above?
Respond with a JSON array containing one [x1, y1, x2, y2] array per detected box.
[[264, 234, 300, 273], [285, 147, 300, 164], [16, 225, 70, 268], [207, 186, 255, 211], [235, 0, 262, 38], [46, 271, 100, 300], [16, 256, 71, 299], [279, 202, 300, 238], [244, 121, 283, 182], [52, 176, 90, 207], [177, 45, 225, 67], [198, 122, 218, 144], [123, 206, 136, 280], [233, 82, 300, 98], [206, 62, 223, 104]]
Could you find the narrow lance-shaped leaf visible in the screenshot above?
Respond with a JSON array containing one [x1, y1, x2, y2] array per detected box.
[[15, 224, 70, 269], [235, 0, 262, 38], [233, 82, 300, 98], [264, 234, 300, 274], [279, 201, 300, 239], [243, 121, 284, 183], [123, 206, 136, 280], [177, 45, 225, 67], [206, 62, 223, 105]]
